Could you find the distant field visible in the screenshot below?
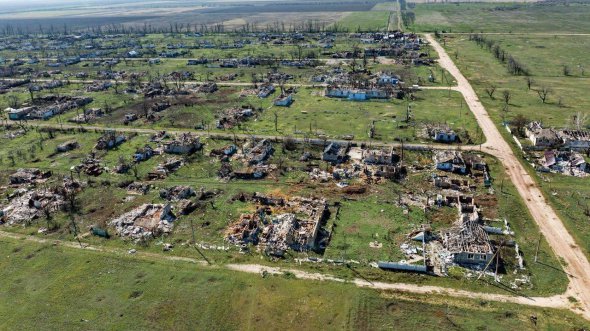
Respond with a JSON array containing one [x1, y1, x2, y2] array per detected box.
[[0, 0, 385, 32], [333, 11, 391, 32], [407, 2, 590, 33]]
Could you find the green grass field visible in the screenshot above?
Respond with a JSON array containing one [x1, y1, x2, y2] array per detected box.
[[0, 236, 587, 330], [407, 2, 590, 33]]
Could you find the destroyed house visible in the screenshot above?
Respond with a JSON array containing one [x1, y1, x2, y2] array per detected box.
[[463, 154, 487, 172], [322, 142, 348, 164], [558, 130, 590, 151], [540, 150, 588, 175], [245, 139, 273, 165], [225, 195, 328, 255], [163, 133, 202, 154], [2, 189, 64, 225], [95, 131, 126, 150], [110, 204, 175, 240], [325, 88, 388, 101], [377, 74, 399, 86], [274, 94, 293, 107], [258, 84, 275, 98], [441, 220, 494, 266], [187, 58, 208, 65], [433, 129, 457, 143], [9, 168, 51, 185], [525, 122, 560, 148], [362, 147, 399, 165], [7, 107, 34, 120], [134, 145, 154, 162], [56, 140, 79, 153], [434, 151, 467, 174]]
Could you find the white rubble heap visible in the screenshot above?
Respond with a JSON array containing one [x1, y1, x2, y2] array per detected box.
[[1, 189, 64, 225], [110, 204, 175, 240]]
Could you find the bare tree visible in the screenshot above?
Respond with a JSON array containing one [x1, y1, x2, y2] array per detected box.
[[502, 90, 511, 105], [485, 85, 496, 99], [27, 84, 35, 103], [571, 112, 588, 130], [537, 87, 551, 104], [525, 76, 533, 90]]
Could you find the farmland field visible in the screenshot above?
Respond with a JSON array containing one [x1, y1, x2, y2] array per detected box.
[[407, 2, 590, 33]]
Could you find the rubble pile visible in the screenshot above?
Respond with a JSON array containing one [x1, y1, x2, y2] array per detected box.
[[1, 188, 64, 225], [95, 131, 126, 150], [125, 182, 151, 195], [9, 168, 52, 186], [110, 204, 175, 240], [74, 156, 103, 176], [159, 186, 195, 201], [225, 194, 329, 255], [536, 150, 589, 177], [163, 133, 202, 154], [148, 158, 183, 179], [216, 107, 255, 129], [56, 140, 79, 153], [69, 108, 104, 123]]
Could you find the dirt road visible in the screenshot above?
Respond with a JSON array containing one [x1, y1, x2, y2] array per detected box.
[[2, 118, 482, 152], [0, 230, 571, 311], [227, 264, 569, 309], [425, 33, 590, 319]]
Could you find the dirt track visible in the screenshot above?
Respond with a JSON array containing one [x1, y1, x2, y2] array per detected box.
[[425, 33, 590, 320], [0, 230, 571, 311]]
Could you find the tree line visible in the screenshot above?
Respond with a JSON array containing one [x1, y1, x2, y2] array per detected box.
[[469, 34, 529, 76]]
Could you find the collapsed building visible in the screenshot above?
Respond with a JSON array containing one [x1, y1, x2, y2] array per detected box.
[[163, 133, 202, 154], [1, 188, 64, 225], [441, 220, 495, 266], [69, 108, 104, 123], [434, 151, 467, 174], [74, 155, 103, 176], [9, 168, 52, 185], [147, 158, 183, 180], [225, 194, 329, 256], [536, 150, 589, 177], [56, 140, 79, 153], [95, 131, 126, 150], [322, 142, 349, 164], [216, 106, 255, 129], [159, 186, 195, 201], [243, 139, 273, 165], [525, 121, 590, 151], [7, 96, 93, 120], [110, 204, 175, 240]]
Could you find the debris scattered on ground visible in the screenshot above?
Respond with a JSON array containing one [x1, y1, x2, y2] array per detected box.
[[110, 204, 176, 240]]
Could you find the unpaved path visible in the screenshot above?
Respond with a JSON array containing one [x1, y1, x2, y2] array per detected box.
[[0, 230, 571, 310], [425, 33, 590, 320], [2, 114, 481, 152], [227, 264, 569, 309]]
